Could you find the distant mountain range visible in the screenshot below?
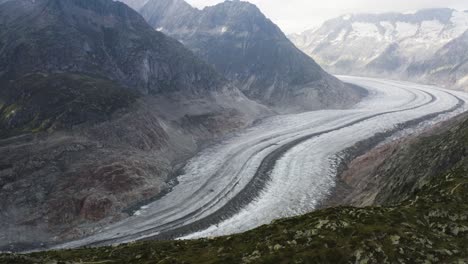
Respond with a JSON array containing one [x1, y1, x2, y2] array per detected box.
[[408, 28, 468, 88], [289, 8, 468, 89], [125, 0, 363, 112]]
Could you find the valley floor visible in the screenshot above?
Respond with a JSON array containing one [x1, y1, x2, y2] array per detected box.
[[45, 76, 468, 250], [3, 79, 468, 263]]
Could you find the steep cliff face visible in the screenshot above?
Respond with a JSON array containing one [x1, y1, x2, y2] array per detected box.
[[0, 0, 228, 95], [132, 0, 363, 112], [0, 0, 269, 251], [289, 9, 468, 89]]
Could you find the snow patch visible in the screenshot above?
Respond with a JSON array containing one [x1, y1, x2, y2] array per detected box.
[[331, 29, 347, 44], [448, 11, 468, 37], [350, 22, 381, 39], [380, 21, 395, 40], [429, 65, 453, 74], [395, 22, 418, 39], [457, 75, 468, 85], [418, 20, 444, 39], [380, 21, 394, 31], [83, 42, 91, 52]]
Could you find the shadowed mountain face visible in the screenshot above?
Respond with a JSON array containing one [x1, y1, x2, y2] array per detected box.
[[131, 0, 362, 112], [0, 0, 269, 251], [289, 8, 468, 89], [1, 0, 267, 139], [0, 0, 227, 96]]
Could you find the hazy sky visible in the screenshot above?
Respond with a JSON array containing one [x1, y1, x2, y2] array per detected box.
[[186, 0, 468, 34]]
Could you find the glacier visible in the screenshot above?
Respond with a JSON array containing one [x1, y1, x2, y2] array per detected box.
[[53, 76, 468, 249]]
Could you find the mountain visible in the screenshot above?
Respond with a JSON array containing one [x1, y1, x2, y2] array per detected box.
[[119, 0, 148, 10], [0, 0, 268, 251], [128, 0, 363, 112], [0, 0, 228, 96], [0, 0, 223, 137], [408, 30, 468, 89], [5, 112, 468, 262], [289, 9, 468, 88]]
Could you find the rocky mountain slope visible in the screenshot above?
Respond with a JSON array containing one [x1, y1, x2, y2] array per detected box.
[[119, 0, 148, 10], [0, 0, 269, 251], [4, 112, 468, 263], [290, 9, 468, 89], [408, 30, 468, 89], [127, 0, 363, 112]]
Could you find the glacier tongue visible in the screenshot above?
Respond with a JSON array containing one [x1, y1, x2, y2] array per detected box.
[[54, 76, 468, 249], [184, 76, 468, 238]]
